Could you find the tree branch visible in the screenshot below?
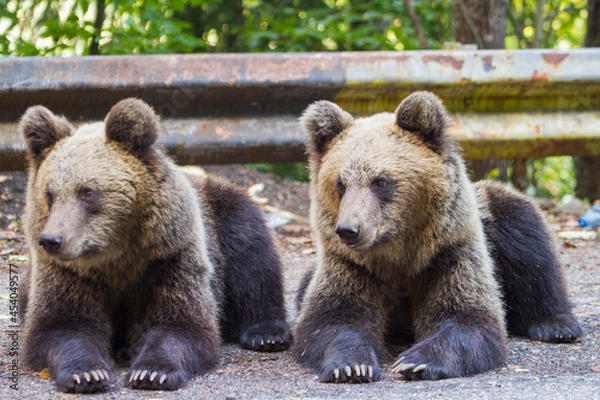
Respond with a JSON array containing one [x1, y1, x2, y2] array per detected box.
[[90, 0, 105, 55], [404, 0, 429, 49], [532, 0, 546, 48], [502, 0, 527, 46], [455, 0, 486, 49]]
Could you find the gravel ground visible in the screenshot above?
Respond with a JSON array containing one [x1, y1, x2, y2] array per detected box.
[[0, 166, 599, 400]]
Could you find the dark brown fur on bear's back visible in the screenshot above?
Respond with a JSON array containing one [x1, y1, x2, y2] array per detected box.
[[186, 172, 292, 351], [19, 99, 291, 394], [476, 180, 581, 342], [293, 91, 581, 384]]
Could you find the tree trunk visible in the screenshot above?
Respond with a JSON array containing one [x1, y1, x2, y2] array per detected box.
[[574, 0, 600, 201], [454, 0, 508, 182], [89, 0, 105, 55], [454, 0, 505, 49], [512, 158, 529, 192], [586, 0, 600, 47], [404, 0, 429, 49]]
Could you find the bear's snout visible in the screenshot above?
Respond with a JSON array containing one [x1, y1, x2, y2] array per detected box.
[[336, 223, 360, 245], [38, 234, 63, 254]]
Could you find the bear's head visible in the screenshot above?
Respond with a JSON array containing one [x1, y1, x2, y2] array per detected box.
[[301, 91, 460, 253], [20, 98, 160, 262]]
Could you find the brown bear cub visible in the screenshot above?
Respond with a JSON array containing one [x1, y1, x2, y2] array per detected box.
[[19, 98, 292, 393], [294, 91, 581, 383]]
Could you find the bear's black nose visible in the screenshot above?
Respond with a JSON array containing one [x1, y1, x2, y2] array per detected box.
[[335, 224, 360, 242], [38, 234, 62, 254]]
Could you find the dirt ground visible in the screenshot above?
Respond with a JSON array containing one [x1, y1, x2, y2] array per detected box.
[[0, 165, 599, 400]]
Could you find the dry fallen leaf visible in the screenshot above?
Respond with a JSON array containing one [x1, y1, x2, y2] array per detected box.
[[40, 368, 50, 380], [285, 237, 313, 245], [590, 365, 600, 373], [264, 205, 306, 223], [557, 231, 597, 240], [8, 254, 28, 263], [248, 183, 269, 205]]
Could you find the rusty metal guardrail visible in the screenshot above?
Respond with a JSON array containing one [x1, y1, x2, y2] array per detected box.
[[1, 49, 600, 171]]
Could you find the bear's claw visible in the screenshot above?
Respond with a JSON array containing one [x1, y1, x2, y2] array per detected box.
[[247, 337, 289, 352], [527, 315, 582, 343], [391, 357, 427, 374], [128, 369, 169, 389], [240, 321, 293, 352], [393, 352, 454, 381], [327, 364, 375, 383], [62, 369, 111, 393]]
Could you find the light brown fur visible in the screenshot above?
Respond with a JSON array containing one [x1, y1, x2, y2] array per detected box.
[[294, 92, 580, 383], [19, 98, 292, 393]]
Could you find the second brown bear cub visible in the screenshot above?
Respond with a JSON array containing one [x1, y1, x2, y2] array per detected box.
[[294, 91, 581, 383], [20, 99, 291, 393]]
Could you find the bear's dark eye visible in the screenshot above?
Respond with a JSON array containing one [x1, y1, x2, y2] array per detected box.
[[373, 178, 388, 189], [371, 177, 395, 202], [81, 188, 94, 200], [336, 178, 346, 198], [79, 187, 100, 203], [78, 187, 102, 213]]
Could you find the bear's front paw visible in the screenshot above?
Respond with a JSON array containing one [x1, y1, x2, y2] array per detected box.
[[240, 320, 293, 352], [392, 354, 451, 381], [126, 368, 189, 391], [527, 314, 582, 343], [56, 369, 112, 393]]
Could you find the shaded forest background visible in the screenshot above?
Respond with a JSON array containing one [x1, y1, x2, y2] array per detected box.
[[0, 0, 598, 201]]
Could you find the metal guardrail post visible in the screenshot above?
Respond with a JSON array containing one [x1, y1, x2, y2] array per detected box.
[[1, 49, 600, 171]]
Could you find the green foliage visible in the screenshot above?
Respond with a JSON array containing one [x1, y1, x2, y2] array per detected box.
[[248, 162, 309, 182], [486, 157, 577, 199], [505, 0, 588, 49], [1, 0, 587, 56], [528, 156, 577, 199], [1, 0, 455, 56], [100, 0, 205, 54], [239, 0, 452, 52], [0, 0, 586, 55], [0, 0, 205, 55]]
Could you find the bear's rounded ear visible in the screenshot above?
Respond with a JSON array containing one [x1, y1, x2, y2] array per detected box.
[[20, 105, 74, 166], [105, 98, 159, 154], [395, 91, 450, 154], [301, 100, 353, 158]]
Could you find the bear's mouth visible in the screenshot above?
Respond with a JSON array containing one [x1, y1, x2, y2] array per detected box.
[[339, 230, 389, 251], [340, 238, 368, 251], [345, 241, 360, 249]]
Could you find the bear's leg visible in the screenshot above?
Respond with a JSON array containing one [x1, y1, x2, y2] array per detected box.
[[294, 266, 386, 383], [23, 272, 113, 393], [393, 242, 507, 381], [126, 252, 220, 390], [220, 229, 292, 353], [295, 267, 314, 313], [481, 185, 582, 342], [393, 310, 506, 380], [204, 177, 292, 352]]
